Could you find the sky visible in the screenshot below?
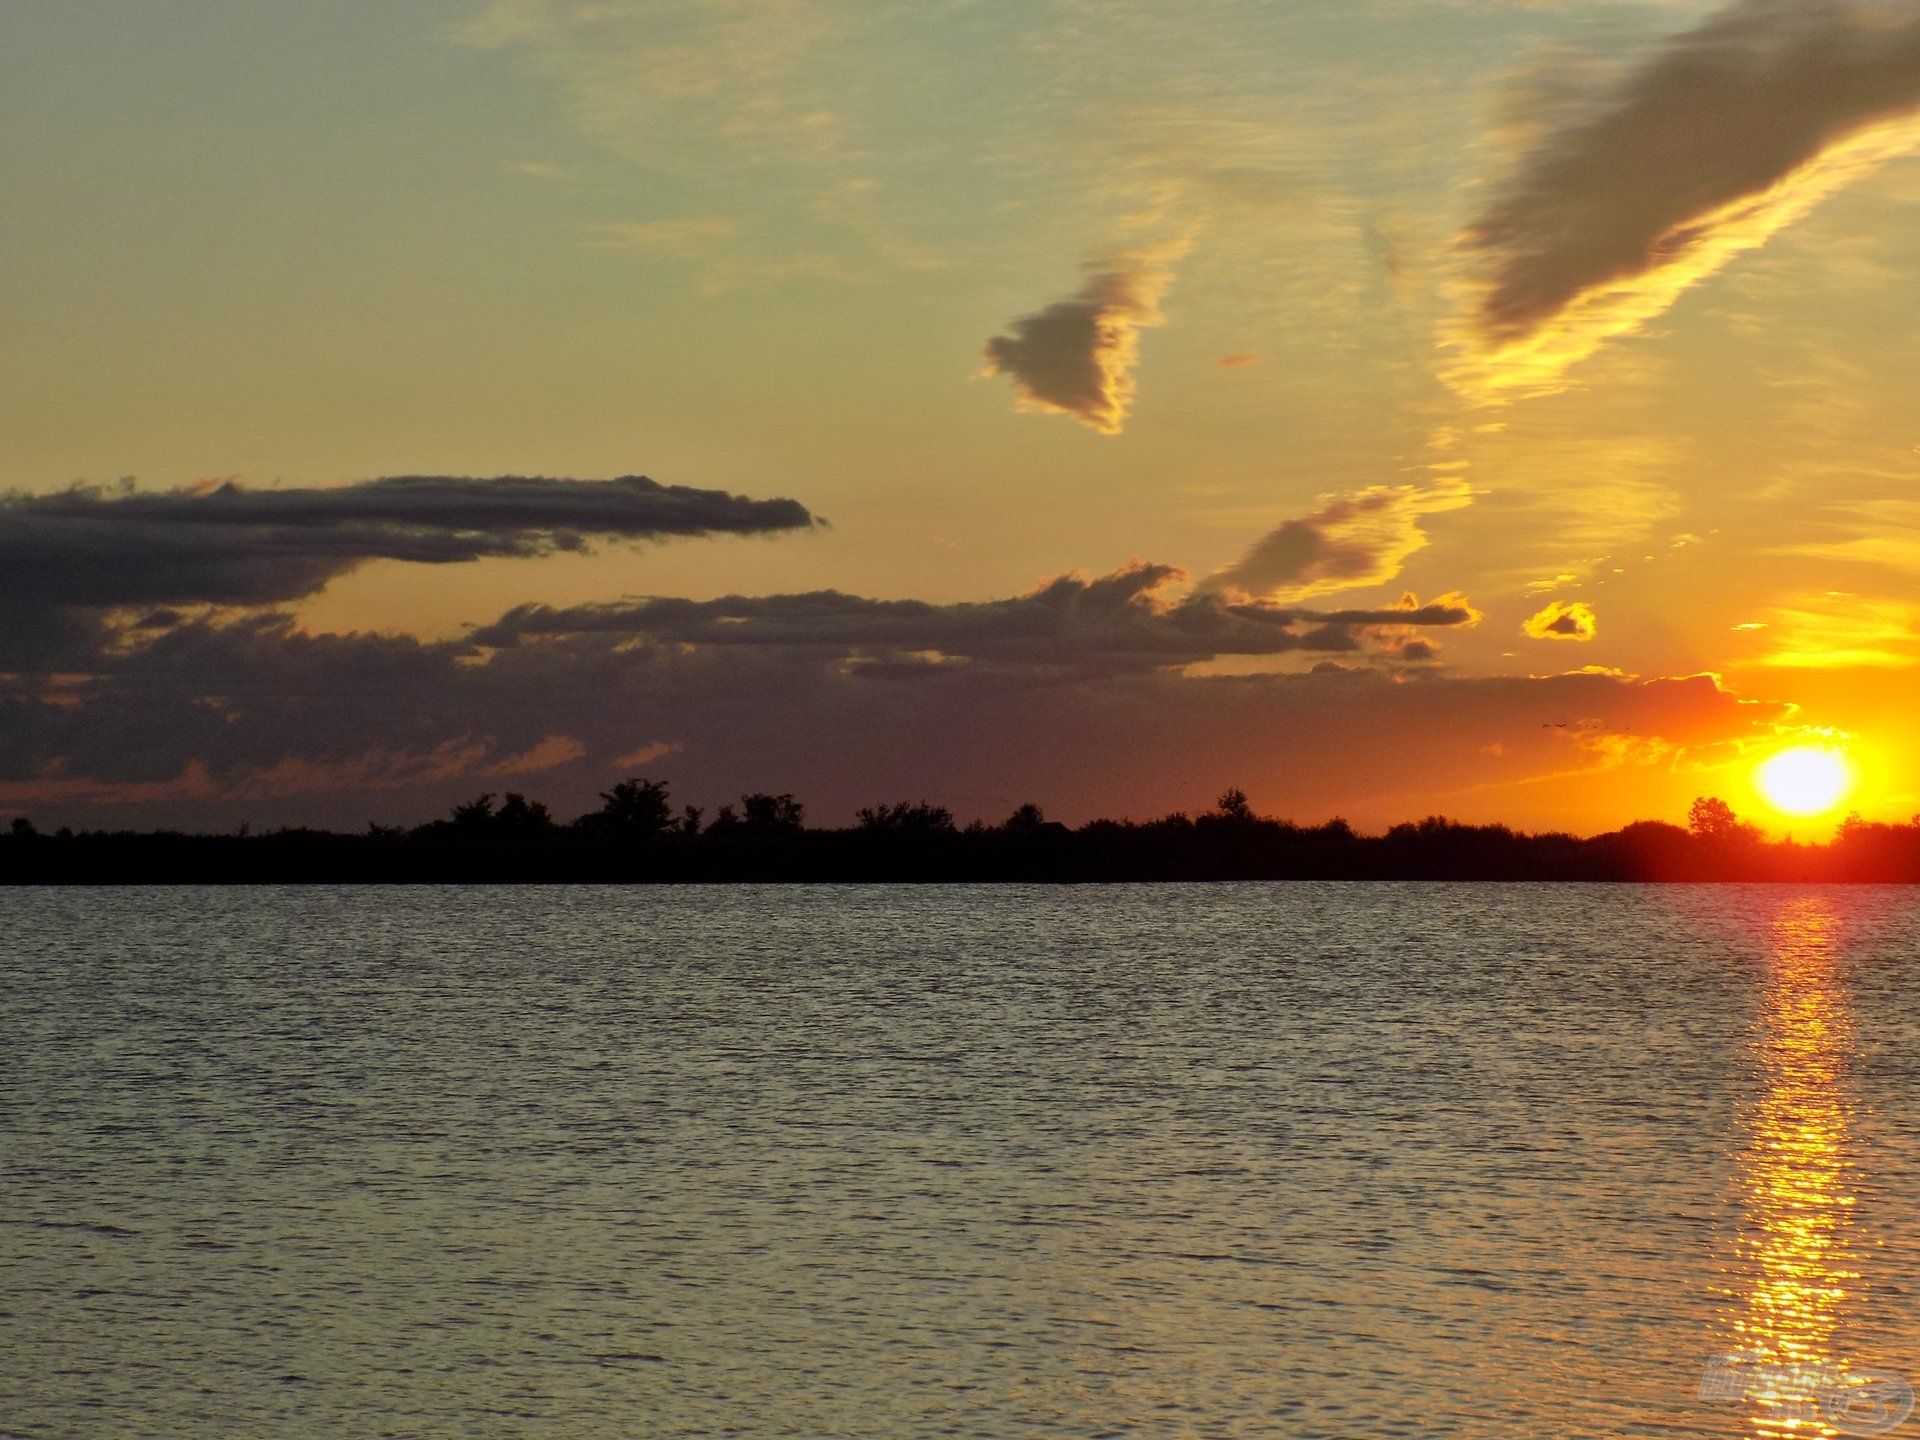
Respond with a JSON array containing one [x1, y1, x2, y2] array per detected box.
[[3, 0, 1919, 834]]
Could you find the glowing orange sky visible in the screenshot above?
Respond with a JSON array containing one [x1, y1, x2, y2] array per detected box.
[[2, 0, 1918, 831]]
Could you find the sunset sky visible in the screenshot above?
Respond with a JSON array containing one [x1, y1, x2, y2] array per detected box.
[[4, 0, 1919, 833]]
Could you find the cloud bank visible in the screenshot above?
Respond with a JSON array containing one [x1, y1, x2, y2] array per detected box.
[[982, 243, 1186, 435], [474, 561, 1477, 672], [0, 469, 1777, 836], [0, 599, 1781, 835], [1204, 480, 1476, 601], [1456, 0, 1920, 394], [0, 474, 817, 613]]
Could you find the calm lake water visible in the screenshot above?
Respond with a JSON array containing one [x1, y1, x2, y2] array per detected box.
[[6, 884, 1920, 1438]]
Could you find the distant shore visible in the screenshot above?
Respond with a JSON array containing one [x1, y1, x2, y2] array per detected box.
[[5, 783, 1914, 884]]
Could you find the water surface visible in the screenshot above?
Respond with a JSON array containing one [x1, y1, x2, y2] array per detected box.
[[6, 884, 1920, 1437]]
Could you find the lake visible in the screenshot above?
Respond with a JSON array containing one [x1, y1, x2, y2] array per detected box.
[[6, 884, 1920, 1437]]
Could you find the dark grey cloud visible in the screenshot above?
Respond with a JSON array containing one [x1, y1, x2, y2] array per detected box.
[[1458, 0, 1920, 390], [0, 600, 1786, 834], [470, 561, 1477, 671], [981, 243, 1185, 435], [0, 473, 818, 613], [0, 533, 1785, 835], [0, 561, 1477, 813]]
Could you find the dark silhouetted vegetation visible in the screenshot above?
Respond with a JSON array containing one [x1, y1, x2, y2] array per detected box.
[[3, 783, 1917, 884]]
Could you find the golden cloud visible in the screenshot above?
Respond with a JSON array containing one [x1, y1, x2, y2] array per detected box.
[[1204, 479, 1477, 602], [1524, 600, 1599, 642]]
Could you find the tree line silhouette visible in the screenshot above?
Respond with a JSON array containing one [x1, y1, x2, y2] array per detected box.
[[5, 779, 1920, 883]]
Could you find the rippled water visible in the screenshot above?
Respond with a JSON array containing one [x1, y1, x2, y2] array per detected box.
[[6, 884, 1920, 1438]]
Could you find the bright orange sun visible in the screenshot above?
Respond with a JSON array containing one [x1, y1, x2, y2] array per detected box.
[[1756, 746, 1855, 818]]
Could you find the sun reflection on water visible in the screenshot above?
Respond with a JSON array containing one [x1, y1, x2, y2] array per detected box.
[[1727, 897, 1862, 1438]]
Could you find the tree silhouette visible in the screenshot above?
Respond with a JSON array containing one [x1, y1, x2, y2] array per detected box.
[[856, 800, 955, 835], [737, 793, 804, 838], [448, 791, 554, 836], [584, 777, 674, 839], [1004, 802, 1048, 835], [1688, 796, 1760, 844], [1215, 788, 1254, 823], [450, 793, 497, 828], [493, 793, 555, 836], [12, 774, 1920, 883]]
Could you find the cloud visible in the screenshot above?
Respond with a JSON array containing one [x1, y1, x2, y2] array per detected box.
[[588, 218, 741, 255], [0, 601, 1785, 835], [460, 0, 838, 166], [1756, 592, 1920, 667], [472, 560, 1478, 672], [0, 474, 817, 615], [1524, 600, 1599, 641], [460, 0, 967, 291], [982, 242, 1188, 435], [587, 216, 865, 294], [1203, 480, 1476, 601], [0, 555, 1480, 822], [1455, 0, 1920, 395], [484, 734, 588, 777], [612, 741, 679, 770]]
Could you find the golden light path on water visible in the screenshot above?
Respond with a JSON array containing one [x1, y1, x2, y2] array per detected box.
[[1723, 897, 1869, 1439]]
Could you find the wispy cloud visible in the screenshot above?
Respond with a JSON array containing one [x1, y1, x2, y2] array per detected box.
[[1203, 479, 1477, 601], [1756, 591, 1920, 667], [1453, 0, 1920, 396], [587, 218, 741, 255], [460, 0, 839, 167], [584, 217, 859, 291], [1767, 495, 1920, 577]]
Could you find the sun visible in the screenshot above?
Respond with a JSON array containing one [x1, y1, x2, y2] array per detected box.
[[1755, 746, 1854, 818]]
